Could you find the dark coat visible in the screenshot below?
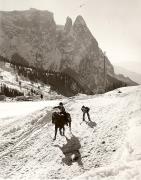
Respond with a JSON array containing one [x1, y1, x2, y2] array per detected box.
[[53, 105, 66, 114], [81, 106, 90, 113]]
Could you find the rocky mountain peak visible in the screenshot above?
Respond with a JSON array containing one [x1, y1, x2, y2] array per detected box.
[[72, 15, 96, 44], [64, 16, 72, 33], [73, 15, 87, 27]]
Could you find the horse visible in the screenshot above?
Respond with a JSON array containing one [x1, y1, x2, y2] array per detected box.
[[52, 112, 71, 140]]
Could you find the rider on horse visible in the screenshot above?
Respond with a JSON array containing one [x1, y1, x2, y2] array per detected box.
[[53, 102, 66, 114], [53, 102, 68, 125], [52, 102, 71, 140]]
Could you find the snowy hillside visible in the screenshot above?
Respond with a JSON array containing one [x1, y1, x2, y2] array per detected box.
[[0, 85, 141, 179], [0, 62, 62, 100]]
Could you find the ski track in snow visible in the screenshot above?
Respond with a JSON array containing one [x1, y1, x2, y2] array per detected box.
[[0, 86, 141, 179]]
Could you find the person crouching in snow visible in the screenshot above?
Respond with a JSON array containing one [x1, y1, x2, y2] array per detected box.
[[81, 105, 91, 121]]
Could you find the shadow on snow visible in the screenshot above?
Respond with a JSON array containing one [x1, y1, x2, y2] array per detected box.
[[54, 134, 83, 166]]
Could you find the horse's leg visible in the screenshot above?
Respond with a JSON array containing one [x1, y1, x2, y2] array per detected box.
[[53, 126, 58, 140], [59, 127, 62, 136], [69, 121, 71, 131], [67, 114, 71, 131], [62, 126, 65, 136]]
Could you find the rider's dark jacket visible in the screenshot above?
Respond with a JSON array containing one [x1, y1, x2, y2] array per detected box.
[[53, 105, 69, 125], [53, 105, 66, 114]]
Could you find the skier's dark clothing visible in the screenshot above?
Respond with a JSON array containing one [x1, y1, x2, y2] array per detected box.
[[81, 106, 91, 121]]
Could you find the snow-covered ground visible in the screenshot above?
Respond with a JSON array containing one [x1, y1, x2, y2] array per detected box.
[[0, 85, 141, 179], [0, 62, 62, 100]]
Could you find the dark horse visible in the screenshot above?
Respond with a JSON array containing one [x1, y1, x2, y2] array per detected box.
[[52, 112, 71, 140]]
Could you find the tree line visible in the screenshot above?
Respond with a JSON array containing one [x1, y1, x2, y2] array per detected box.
[[0, 84, 24, 97], [0, 54, 85, 96]]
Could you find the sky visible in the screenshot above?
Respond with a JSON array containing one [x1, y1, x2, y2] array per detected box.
[[0, 0, 141, 74]]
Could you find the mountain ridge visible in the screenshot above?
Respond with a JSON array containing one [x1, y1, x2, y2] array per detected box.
[[0, 9, 136, 93], [114, 65, 141, 85]]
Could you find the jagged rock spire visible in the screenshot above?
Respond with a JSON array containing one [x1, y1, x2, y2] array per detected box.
[[64, 16, 72, 33], [73, 15, 87, 27]]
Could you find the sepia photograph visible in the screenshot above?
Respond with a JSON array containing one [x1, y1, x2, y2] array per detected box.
[[0, 0, 141, 179]]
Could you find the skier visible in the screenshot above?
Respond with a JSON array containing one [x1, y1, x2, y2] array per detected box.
[[81, 105, 91, 121]]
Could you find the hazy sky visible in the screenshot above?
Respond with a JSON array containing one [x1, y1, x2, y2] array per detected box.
[[0, 0, 141, 73]]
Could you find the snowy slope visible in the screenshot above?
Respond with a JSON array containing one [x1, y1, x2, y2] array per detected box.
[[73, 86, 141, 180], [0, 85, 141, 179], [0, 62, 62, 100]]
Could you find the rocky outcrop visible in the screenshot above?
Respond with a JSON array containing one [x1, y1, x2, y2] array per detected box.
[[64, 17, 72, 33], [0, 9, 135, 94], [56, 15, 116, 92]]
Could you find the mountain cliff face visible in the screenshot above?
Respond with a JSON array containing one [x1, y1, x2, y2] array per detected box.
[[0, 9, 135, 93], [0, 9, 62, 70]]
